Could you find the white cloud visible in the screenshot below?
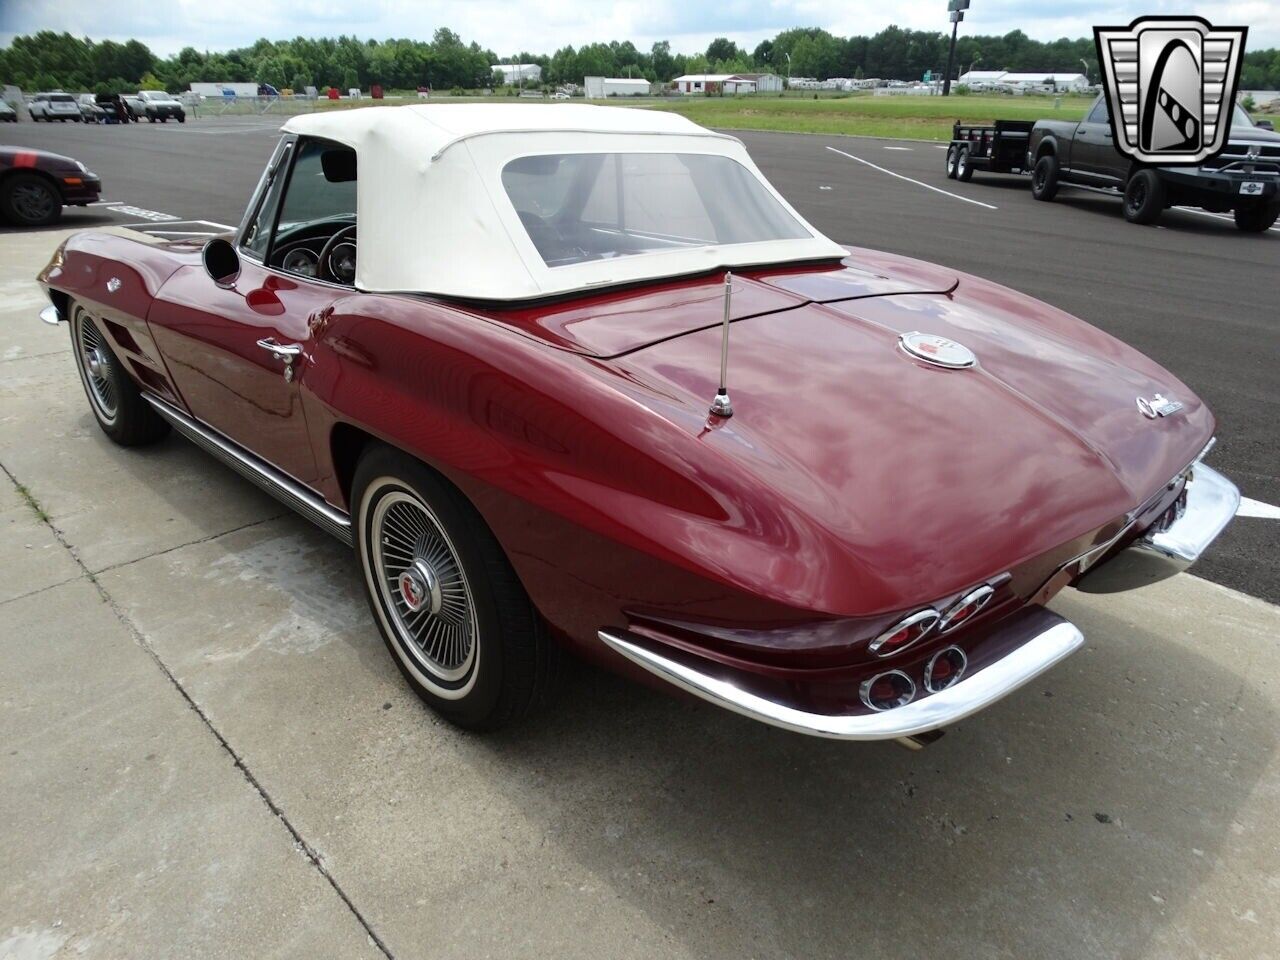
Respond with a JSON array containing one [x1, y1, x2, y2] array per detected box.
[[2, 0, 1278, 56]]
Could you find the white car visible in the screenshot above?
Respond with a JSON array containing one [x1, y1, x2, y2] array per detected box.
[[29, 93, 82, 122]]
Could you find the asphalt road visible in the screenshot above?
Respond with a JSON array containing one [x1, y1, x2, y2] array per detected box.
[[3, 115, 1276, 601]]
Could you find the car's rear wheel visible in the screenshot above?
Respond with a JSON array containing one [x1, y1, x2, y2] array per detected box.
[[0, 172, 62, 227], [1031, 154, 1060, 201], [945, 144, 960, 179], [1123, 169, 1165, 224], [1233, 201, 1279, 233], [955, 146, 974, 182], [69, 302, 170, 446], [353, 445, 558, 730]]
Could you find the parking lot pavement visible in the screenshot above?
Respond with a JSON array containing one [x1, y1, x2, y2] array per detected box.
[[3, 229, 1280, 958]]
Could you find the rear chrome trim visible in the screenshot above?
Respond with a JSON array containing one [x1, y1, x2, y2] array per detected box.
[[598, 607, 1084, 742], [1075, 463, 1238, 594], [40, 305, 61, 325], [867, 608, 939, 656], [142, 394, 353, 546], [938, 584, 995, 632]]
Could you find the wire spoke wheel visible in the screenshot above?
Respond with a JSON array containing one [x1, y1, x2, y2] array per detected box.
[[371, 490, 477, 684], [73, 308, 118, 423]]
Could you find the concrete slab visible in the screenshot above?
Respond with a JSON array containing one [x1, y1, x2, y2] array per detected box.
[[0, 477, 83, 602], [0, 578, 381, 959], [98, 513, 1280, 960], [0, 353, 283, 572], [0, 228, 74, 365]]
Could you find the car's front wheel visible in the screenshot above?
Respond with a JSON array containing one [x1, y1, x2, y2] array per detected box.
[[353, 445, 558, 730], [1123, 169, 1165, 224], [68, 302, 170, 445], [0, 172, 61, 227], [1233, 201, 1279, 233]]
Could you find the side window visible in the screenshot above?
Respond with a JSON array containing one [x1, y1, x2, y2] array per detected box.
[[240, 140, 294, 259], [1087, 99, 1110, 125], [276, 138, 357, 234]]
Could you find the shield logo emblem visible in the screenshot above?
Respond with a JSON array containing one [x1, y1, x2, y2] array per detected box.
[[1095, 17, 1248, 165]]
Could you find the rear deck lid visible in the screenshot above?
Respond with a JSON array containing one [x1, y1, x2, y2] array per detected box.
[[467, 248, 959, 358]]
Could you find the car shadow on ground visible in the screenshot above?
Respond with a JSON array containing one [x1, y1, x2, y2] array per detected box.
[[93, 426, 1274, 960]]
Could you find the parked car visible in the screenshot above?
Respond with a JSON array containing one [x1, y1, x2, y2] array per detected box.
[[1026, 95, 1280, 231], [94, 93, 133, 123], [28, 92, 82, 122], [1, 146, 101, 226], [0, 99, 17, 122], [132, 90, 185, 122], [36, 105, 1238, 744], [77, 93, 106, 123]]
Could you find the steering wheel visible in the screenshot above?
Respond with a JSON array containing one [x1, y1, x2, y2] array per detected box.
[[318, 223, 358, 285]]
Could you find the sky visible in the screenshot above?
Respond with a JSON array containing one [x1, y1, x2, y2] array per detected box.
[[2, 0, 1278, 57]]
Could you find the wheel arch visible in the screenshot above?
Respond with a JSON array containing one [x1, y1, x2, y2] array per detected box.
[[1034, 138, 1057, 161]]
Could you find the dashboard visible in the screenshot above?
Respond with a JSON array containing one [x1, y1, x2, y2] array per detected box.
[[270, 217, 357, 285]]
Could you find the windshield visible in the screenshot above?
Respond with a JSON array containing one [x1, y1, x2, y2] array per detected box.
[[501, 152, 810, 268], [1232, 105, 1257, 128], [50, 94, 74, 103], [142, 91, 173, 100]]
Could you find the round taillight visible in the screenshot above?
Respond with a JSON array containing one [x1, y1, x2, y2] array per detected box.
[[868, 609, 939, 657], [939, 585, 995, 632], [860, 670, 916, 711], [925, 647, 968, 693]]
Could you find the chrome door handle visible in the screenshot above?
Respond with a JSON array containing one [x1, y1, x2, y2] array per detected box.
[[256, 338, 302, 362]]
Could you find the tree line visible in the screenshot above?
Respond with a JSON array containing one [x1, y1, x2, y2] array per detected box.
[[3, 26, 1279, 94]]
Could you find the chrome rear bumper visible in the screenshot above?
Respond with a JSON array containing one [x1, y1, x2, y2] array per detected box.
[[1075, 464, 1239, 594], [39, 305, 61, 325], [598, 606, 1083, 742]]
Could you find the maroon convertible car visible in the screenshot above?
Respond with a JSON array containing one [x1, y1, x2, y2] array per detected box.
[[37, 105, 1238, 746]]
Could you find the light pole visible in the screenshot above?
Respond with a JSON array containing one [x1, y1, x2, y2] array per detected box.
[[785, 52, 792, 80], [967, 56, 982, 80], [1079, 58, 1090, 84], [943, 0, 971, 96]]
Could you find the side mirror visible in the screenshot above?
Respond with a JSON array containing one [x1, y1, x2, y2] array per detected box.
[[202, 237, 240, 288], [1257, 119, 1274, 131]]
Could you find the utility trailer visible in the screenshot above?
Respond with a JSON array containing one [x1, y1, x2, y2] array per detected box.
[[945, 120, 1034, 182]]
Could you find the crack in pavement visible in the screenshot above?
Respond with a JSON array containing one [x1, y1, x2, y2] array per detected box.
[[0, 458, 395, 960]]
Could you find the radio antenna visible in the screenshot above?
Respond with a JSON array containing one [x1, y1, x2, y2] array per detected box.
[[709, 271, 734, 418]]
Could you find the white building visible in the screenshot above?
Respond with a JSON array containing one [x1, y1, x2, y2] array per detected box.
[[584, 77, 651, 98], [672, 73, 781, 95], [493, 63, 542, 85], [957, 71, 1089, 92], [189, 82, 260, 99]]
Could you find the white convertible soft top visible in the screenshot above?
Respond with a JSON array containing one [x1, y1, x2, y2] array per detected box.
[[280, 104, 845, 300]]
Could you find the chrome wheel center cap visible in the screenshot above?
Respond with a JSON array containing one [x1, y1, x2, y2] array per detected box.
[[86, 348, 106, 378], [398, 559, 441, 615]]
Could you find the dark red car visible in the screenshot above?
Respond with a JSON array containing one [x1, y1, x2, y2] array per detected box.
[[36, 106, 1239, 746], [1, 146, 102, 227]]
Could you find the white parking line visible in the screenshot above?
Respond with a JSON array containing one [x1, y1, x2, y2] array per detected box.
[[825, 146, 999, 210], [883, 146, 913, 151], [116, 218, 236, 231], [1238, 498, 1280, 520], [109, 205, 180, 222], [138, 229, 221, 236]]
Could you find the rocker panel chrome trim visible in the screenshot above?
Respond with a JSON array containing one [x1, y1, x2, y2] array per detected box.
[[142, 394, 353, 545], [598, 608, 1084, 741]]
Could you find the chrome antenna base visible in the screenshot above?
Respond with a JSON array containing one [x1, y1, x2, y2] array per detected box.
[[710, 389, 734, 418]]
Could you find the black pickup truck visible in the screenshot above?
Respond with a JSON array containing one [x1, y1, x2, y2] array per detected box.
[[948, 95, 1279, 232]]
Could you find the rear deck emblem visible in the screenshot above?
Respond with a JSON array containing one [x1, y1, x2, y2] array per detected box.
[[899, 332, 976, 369], [1095, 17, 1248, 166]]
